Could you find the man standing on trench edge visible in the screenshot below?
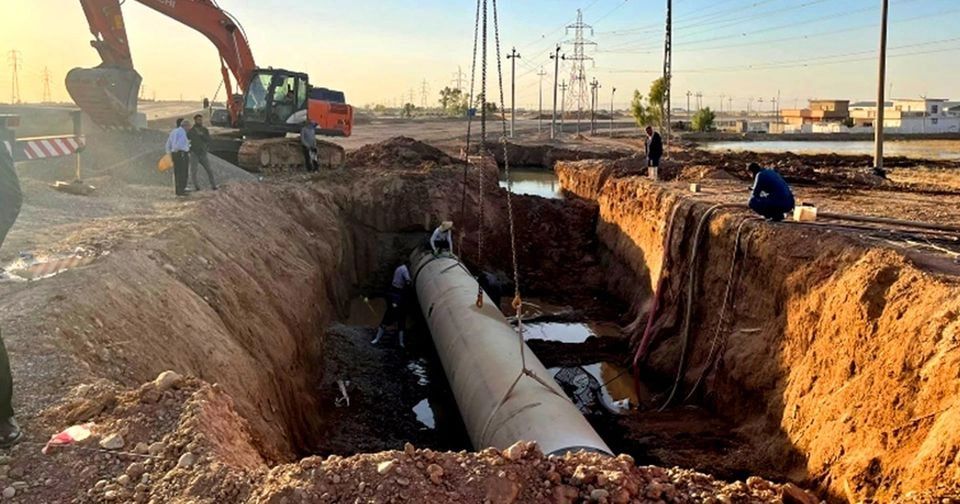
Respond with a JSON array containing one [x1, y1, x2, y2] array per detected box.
[[645, 125, 663, 177], [746, 162, 795, 221], [0, 142, 23, 447], [188, 114, 218, 191], [165, 119, 192, 197]]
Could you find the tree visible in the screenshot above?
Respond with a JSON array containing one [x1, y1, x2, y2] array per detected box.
[[402, 103, 416, 118], [439, 87, 461, 111], [647, 77, 669, 128], [691, 107, 716, 132], [630, 90, 652, 128]]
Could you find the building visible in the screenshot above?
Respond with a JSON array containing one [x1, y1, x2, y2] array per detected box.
[[780, 100, 850, 128], [850, 98, 960, 134]]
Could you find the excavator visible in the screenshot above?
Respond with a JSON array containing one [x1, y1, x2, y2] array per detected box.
[[66, 0, 351, 173]]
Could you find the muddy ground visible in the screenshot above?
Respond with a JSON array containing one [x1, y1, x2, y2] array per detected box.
[[0, 110, 958, 502]]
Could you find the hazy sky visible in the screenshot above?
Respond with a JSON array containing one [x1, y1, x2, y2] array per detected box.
[[1, 0, 958, 111]]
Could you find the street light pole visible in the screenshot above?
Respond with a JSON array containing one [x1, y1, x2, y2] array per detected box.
[[610, 87, 616, 138], [549, 46, 561, 140], [507, 47, 521, 138]]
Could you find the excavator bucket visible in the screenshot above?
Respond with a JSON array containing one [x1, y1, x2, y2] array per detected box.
[[65, 66, 143, 129]]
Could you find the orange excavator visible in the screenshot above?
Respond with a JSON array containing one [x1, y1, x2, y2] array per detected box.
[[67, 0, 351, 172]]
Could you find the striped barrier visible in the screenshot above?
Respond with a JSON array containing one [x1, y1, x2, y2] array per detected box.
[[6, 135, 85, 162]]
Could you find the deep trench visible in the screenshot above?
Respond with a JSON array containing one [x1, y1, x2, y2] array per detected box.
[[240, 163, 771, 487]]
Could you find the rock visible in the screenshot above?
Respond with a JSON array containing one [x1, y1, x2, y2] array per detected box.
[[502, 441, 533, 461], [1, 486, 14, 498], [331, 474, 341, 484], [590, 488, 610, 501], [485, 477, 520, 504], [147, 442, 165, 456], [104, 489, 118, 500], [571, 465, 594, 486], [404, 442, 415, 456], [100, 433, 125, 450], [782, 483, 819, 504], [377, 460, 396, 475], [153, 371, 183, 392], [126, 462, 146, 479], [177, 452, 197, 469], [396, 477, 410, 487], [0, 456, 10, 465], [426, 464, 444, 485], [162, 264, 176, 274], [133, 443, 150, 455], [551, 485, 579, 504], [117, 474, 131, 487]]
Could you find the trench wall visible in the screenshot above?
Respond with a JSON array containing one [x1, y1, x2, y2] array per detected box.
[[556, 159, 960, 501]]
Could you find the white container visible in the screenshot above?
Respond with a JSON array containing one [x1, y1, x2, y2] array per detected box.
[[793, 205, 818, 222]]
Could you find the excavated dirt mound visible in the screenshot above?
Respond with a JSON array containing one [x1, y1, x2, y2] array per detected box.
[[345, 136, 455, 168], [556, 163, 960, 502]]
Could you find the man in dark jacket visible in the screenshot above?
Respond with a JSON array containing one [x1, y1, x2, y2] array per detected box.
[[188, 114, 218, 191], [0, 143, 22, 447], [645, 125, 663, 170], [747, 162, 795, 221]]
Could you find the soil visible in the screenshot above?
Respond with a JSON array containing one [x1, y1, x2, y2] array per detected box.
[[2, 109, 958, 502]]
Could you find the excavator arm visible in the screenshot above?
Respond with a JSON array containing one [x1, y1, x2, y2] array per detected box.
[[69, 0, 257, 128]]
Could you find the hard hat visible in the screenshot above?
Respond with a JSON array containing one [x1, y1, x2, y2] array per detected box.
[[440, 221, 454, 231]]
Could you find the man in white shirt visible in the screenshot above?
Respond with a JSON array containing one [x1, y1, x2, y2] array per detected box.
[[165, 119, 192, 196], [372, 262, 412, 348], [430, 221, 454, 255]]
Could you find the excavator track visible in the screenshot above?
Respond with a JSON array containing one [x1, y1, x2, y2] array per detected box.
[[236, 137, 345, 174]]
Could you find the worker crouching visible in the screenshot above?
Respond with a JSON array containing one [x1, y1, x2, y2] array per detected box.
[[430, 221, 454, 255], [747, 162, 795, 221]]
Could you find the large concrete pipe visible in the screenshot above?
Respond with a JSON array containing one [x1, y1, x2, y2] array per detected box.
[[412, 250, 612, 456]]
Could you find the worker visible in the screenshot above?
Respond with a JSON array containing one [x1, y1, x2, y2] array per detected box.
[[187, 114, 218, 191], [645, 125, 663, 175], [300, 120, 318, 172], [165, 119, 192, 197], [747, 162, 795, 221], [430, 221, 454, 255], [371, 262, 412, 348], [0, 142, 22, 447]]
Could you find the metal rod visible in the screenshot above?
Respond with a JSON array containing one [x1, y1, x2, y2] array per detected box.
[[874, 0, 889, 170]]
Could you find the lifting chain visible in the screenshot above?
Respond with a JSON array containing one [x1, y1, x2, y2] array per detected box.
[[459, 0, 481, 257]]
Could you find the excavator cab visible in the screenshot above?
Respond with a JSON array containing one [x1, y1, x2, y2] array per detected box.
[[240, 69, 309, 138]]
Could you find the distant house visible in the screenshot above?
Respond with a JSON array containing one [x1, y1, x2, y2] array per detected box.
[[850, 98, 960, 133], [781, 100, 850, 126]]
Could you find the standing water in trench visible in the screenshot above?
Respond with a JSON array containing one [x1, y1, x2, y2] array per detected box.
[[498, 167, 563, 199]]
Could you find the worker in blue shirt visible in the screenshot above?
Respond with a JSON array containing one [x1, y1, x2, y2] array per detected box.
[[747, 162, 795, 221]]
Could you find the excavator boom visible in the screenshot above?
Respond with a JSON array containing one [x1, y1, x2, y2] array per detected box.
[[70, 0, 257, 129]]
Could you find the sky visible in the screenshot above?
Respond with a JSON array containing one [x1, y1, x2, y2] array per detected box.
[[1, 0, 958, 112]]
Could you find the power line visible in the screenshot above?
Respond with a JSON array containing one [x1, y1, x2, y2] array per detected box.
[[7, 50, 22, 104], [41, 66, 52, 103]]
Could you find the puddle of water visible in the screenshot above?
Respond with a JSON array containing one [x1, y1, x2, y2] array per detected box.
[[521, 321, 620, 343], [406, 358, 430, 386], [499, 168, 563, 199], [551, 362, 638, 414], [412, 398, 436, 429], [701, 140, 960, 160]]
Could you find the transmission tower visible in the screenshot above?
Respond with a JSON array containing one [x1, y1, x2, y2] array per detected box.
[[663, 0, 672, 145], [8, 50, 23, 104], [451, 66, 466, 92], [562, 9, 596, 124], [420, 79, 430, 108], [40, 66, 52, 103]]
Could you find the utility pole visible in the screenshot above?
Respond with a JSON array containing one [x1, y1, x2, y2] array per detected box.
[[507, 47, 521, 138], [719, 94, 725, 115], [663, 0, 672, 150], [874, 0, 889, 170], [560, 80, 568, 136], [686, 91, 691, 117], [537, 67, 547, 135], [41, 66, 52, 103], [610, 87, 617, 138], [549, 46, 562, 139], [696, 92, 703, 111], [589, 78, 600, 135], [8, 50, 22, 104], [728, 97, 733, 114]]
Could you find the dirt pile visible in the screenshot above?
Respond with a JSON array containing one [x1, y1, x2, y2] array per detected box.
[[557, 163, 960, 501], [346, 136, 456, 168]]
